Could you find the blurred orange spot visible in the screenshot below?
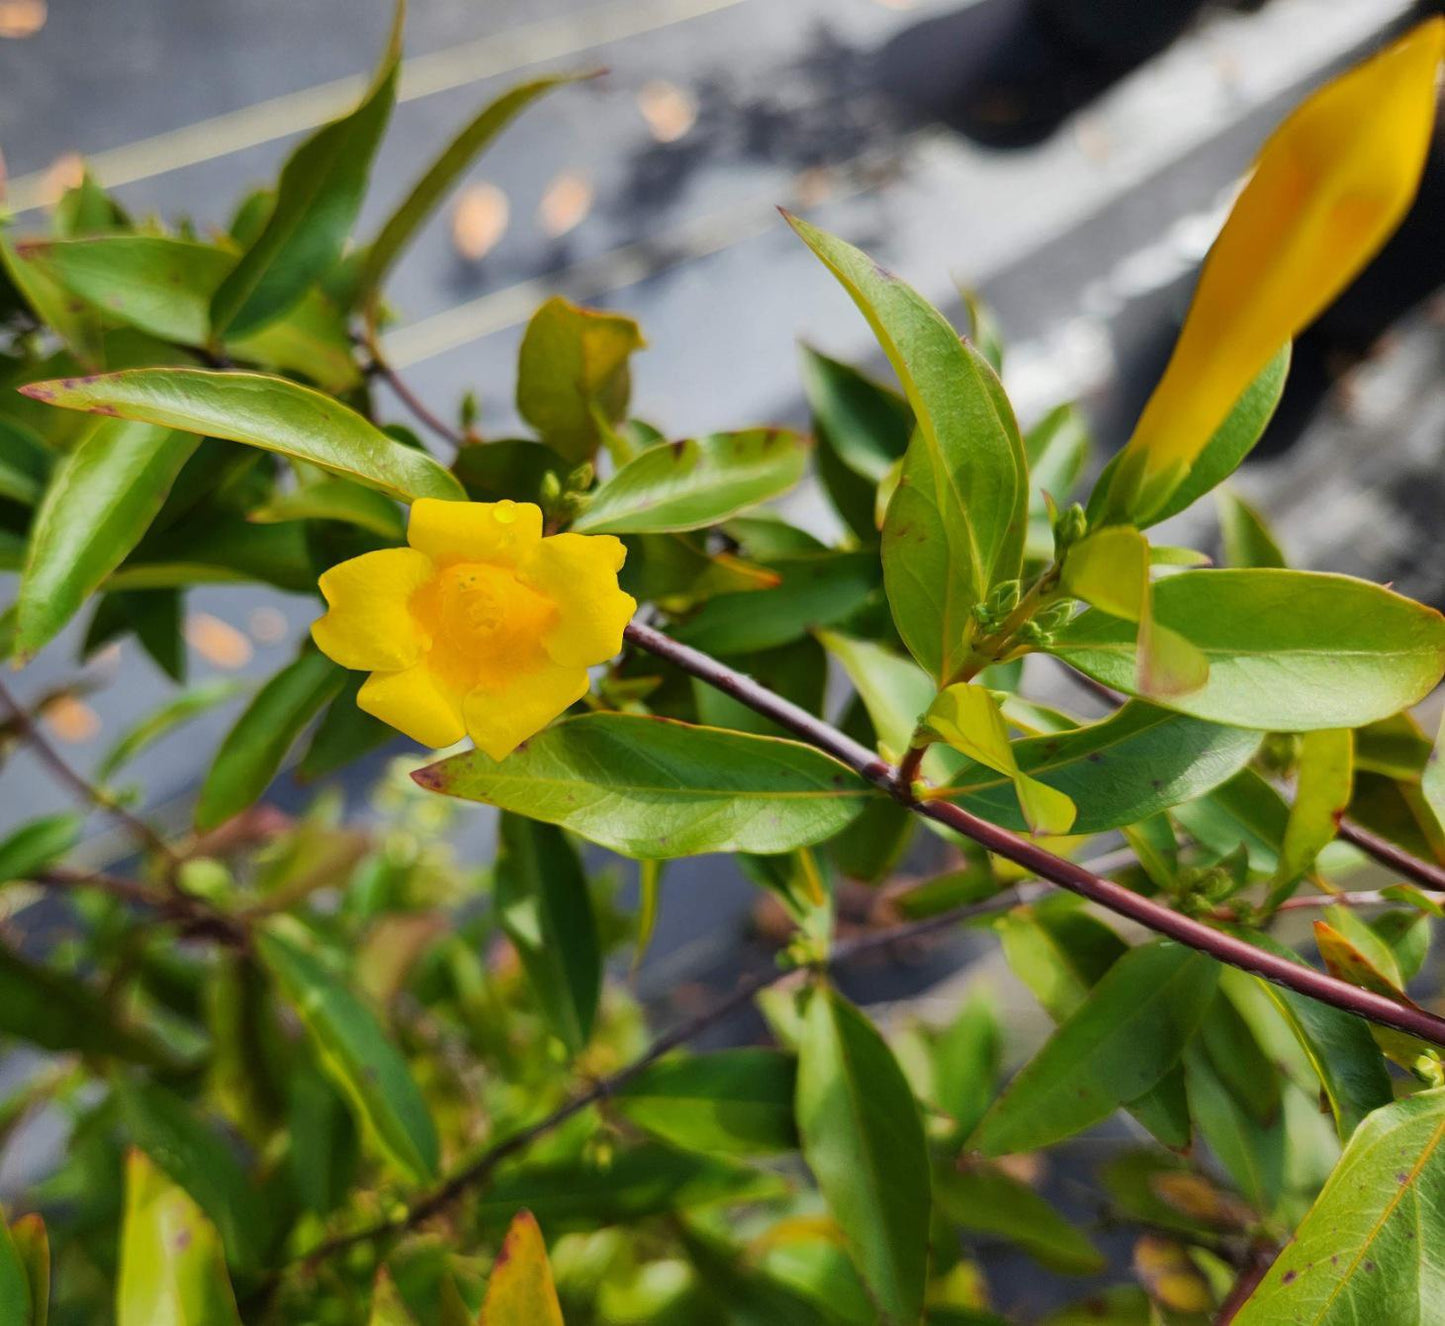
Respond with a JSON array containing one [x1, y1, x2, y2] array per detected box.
[[0, 0, 45, 39], [186, 612, 253, 669], [538, 171, 593, 238], [42, 693, 99, 744], [637, 80, 696, 143], [246, 606, 288, 645], [40, 151, 83, 208], [793, 166, 833, 208], [451, 182, 509, 261]]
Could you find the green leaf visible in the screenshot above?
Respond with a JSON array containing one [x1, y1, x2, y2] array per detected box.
[[798, 345, 912, 542], [1272, 728, 1353, 895], [0, 946, 173, 1066], [1218, 936, 1390, 1140], [17, 236, 360, 390], [1173, 768, 1289, 873], [478, 1210, 565, 1326], [297, 674, 396, 781], [415, 713, 869, 859], [935, 1163, 1105, 1275], [116, 1078, 268, 1274], [0, 418, 53, 507], [612, 1049, 798, 1154], [210, 5, 401, 336], [679, 1226, 836, 1326], [925, 682, 1076, 835], [795, 984, 930, 1325], [786, 214, 1027, 682], [1424, 713, 1445, 835], [669, 550, 881, 655], [247, 475, 405, 538], [84, 587, 184, 682], [475, 1143, 783, 1232], [1183, 1044, 1284, 1215], [993, 899, 1188, 1148], [494, 814, 600, 1055], [1046, 569, 1445, 730], [15, 418, 197, 656], [370, 1270, 421, 1326], [196, 651, 345, 830], [359, 72, 587, 300], [258, 929, 439, 1184], [116, 1149, 242, 1326], [21, 368, 466, 502], [933, 702, 1262, 836], [931, 990, 1002, 1140], [0, 813, 81, 884], [515, 297, 645, 463], [98, 680, 246, 780], [0, 231, 104, 367], [1059, 526, 1210, 699], [1234, 1087, 1445, 1324], [1218, 489, 1287, 569], [1023, 404, 1091, 560], [971, 941, 1219, 1155], [573, 429, 808, 534], [1090, 345, 1290, 528], [0, 1217, 31, 1325], [8, 1216, 48, 1326]]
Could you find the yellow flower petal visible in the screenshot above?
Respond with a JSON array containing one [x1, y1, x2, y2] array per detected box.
[[463, 661, 590, 761], [407, 497, 542, 566], [358, 664, 467, 749], [312, 547, 433, 670], [1100, 17, 1444, 523], [521, 532, 636, 668]]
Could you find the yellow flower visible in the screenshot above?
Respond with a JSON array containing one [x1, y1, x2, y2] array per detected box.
[[1097, 17, 1444, 524], [311, 499, 636, 759]]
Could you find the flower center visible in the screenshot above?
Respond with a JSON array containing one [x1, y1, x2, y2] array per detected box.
[[422, 562, 556, 679]]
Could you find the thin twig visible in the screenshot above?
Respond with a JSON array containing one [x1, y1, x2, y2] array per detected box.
[[1337, 818, 1445, 892], [37, 868, 248, 946], [296, 888, 1022, 1268], [621, 620, 1445, 1049], [361, 324, 467, 450], [1216, 1242, 1277, 1323], [1049, 656, 1445, 895], [0, 677, 177, 865]]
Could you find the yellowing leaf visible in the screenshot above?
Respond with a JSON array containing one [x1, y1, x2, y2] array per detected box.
[[1060, 526, 1208, 698], [925, 682, 1075, 835], [1133, 1234, 1213, 1313], [116, 1150, 241, 1326], [1271, 728, 1353, 896], [1097, 19, 1444, 523], [479, 1210, 564, 1326]]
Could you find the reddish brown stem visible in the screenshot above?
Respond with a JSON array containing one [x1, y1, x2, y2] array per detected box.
[[0, 677, 176, 865], [622, 620, 1445, 1049]]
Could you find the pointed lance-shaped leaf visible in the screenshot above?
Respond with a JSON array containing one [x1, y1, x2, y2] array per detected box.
[[784, 211, 1028, 682]]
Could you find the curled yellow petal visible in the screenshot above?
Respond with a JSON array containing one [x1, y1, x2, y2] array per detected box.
[[407, 497, 543, 566], [463, 660, 591, 761], [1101, 18, 1443, 523], [522, 532, 637, 669], [358, 664, 467, 749], [312, 547, 433, 671]]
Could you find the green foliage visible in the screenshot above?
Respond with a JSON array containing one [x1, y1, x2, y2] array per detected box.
[[1, 12, 1444, 1323], [417, 713, 869, 858]]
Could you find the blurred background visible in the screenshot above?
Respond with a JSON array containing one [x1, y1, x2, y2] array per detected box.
[[2, 0, 1443, 1311]]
